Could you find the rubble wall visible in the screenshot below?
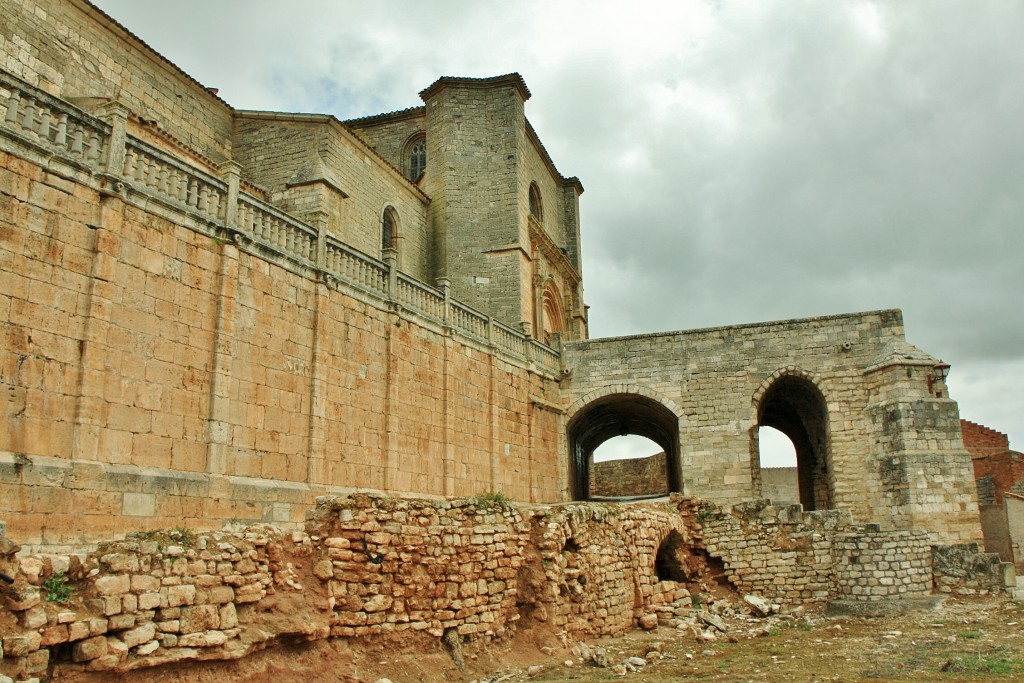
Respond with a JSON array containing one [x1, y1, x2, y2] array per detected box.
[[1, 496, 1009, 679]]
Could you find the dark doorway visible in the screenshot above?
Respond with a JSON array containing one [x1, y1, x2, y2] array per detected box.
[[757, 375, 831, 510], [567, 393, 681, 500]]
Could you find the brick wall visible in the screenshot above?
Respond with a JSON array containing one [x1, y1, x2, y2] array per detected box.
[[961, 419, 1010, 457]]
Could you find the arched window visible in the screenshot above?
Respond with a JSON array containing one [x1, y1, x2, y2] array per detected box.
[[405, 134, 426, 181], [382, 207, 398, 253], [528, 182, 542, 220], [541, 280, 565, 344]]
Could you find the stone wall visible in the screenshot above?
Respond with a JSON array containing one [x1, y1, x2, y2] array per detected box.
[[564, 314, 982, 544], [0, 80, 564, 547], [589, 453, 668, 497], [0, 495, 1010, 679], [932, 543, 1014, 596], [832, 527, 933, 600], [1, 0, 233, 163], [232, 114, 433, 283], [760, 467, 799, 504]]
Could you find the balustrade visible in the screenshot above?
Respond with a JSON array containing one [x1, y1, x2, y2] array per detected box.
[[0, 69, 561, 373], [1, 74, 109, 167]]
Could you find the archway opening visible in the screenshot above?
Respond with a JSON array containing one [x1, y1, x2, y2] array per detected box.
[[758, 426, 799, 504], [567, 393, 681, 500], [590, 435, 666, 498], [757, 375, 832, 510]]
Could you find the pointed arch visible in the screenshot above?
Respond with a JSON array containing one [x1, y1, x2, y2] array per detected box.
[[541, 279, 565, 344], [403, 132, 426, 182]]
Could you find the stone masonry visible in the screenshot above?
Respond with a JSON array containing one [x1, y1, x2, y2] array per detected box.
[[0, 495, 1010, 679], [0, 0, 985, 555]]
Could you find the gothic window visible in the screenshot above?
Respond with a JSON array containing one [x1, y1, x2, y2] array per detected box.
[[382, 207, 398, 253], [529, 182, 543, 220], [406, 134, 426, 181]]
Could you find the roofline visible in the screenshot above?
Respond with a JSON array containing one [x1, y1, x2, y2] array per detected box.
[[419, 73, 531, 102], [344, 106, 426, 128], [71, 0, 231, 111], [234, 110, 431, 203], [526, 119, 584, 195], [567, 309, 906, 347]]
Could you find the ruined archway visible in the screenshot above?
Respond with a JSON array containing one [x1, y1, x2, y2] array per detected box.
[[754, 372, 833, 510], [567, 392, 681, 500]]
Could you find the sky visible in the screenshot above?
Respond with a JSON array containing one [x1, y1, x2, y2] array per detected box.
[[91, 0, 1023, 464]]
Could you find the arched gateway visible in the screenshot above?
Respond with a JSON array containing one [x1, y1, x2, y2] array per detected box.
[[753, 369, 833, 510], [566, 389, 683, 500]]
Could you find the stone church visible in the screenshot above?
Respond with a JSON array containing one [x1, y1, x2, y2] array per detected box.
[[1, 0, 981, 548]]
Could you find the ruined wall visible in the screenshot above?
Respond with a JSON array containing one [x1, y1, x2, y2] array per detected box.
[[832, 527, 933, 600], [0, 495, 1008, 679]]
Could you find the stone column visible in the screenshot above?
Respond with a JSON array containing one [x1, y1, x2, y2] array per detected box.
[[219, 160, 242, 230], [95, 101, 130, 176]]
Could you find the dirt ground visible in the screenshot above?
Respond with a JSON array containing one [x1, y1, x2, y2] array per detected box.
[[52, 594, 1024, 683]]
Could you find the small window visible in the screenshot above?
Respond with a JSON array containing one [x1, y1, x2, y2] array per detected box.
[[382, 207, 398, 252], [406, 135, 426, 181], [529, 182, 542, 220]]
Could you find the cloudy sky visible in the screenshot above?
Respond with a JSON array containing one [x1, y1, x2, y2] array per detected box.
[[92, 0, 1023, 461]]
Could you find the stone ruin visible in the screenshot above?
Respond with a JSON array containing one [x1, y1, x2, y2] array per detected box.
[[0, 495, 1014, 680]]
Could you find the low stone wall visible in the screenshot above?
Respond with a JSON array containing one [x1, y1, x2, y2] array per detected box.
[[932, 542, 1015, 595], [0, 496, 1013, 680], [695, 500, 849, 605], [832, 526, 932, 600]]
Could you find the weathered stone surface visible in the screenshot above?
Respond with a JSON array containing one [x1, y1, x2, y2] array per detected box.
[[72, 636, 108, 662], [95, 574, 131, 597], [120, 623, 157, 649], [638, 613, 659, 630]]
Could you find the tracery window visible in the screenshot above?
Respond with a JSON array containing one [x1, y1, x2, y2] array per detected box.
[[407, 135, 426, 181]]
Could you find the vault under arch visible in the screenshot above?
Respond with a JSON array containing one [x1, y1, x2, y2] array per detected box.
[[567, 392, 681, 500], [755, 373, 833, 510]]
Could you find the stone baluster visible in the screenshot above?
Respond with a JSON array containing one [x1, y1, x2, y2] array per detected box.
[[3, 90, 19, 124], [308, 210, 329, 268]]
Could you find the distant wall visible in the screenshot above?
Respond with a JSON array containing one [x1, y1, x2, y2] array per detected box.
[[760, 467, 799, 504], [589, 453, 667, 497]]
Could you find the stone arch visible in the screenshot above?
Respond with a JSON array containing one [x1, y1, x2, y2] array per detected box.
[[566, 385, 684, 501], [403, 132, 426, 182], [381, 205, 400, 256], [541, 279, 565, 344], [751, 367, 834, 511]]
